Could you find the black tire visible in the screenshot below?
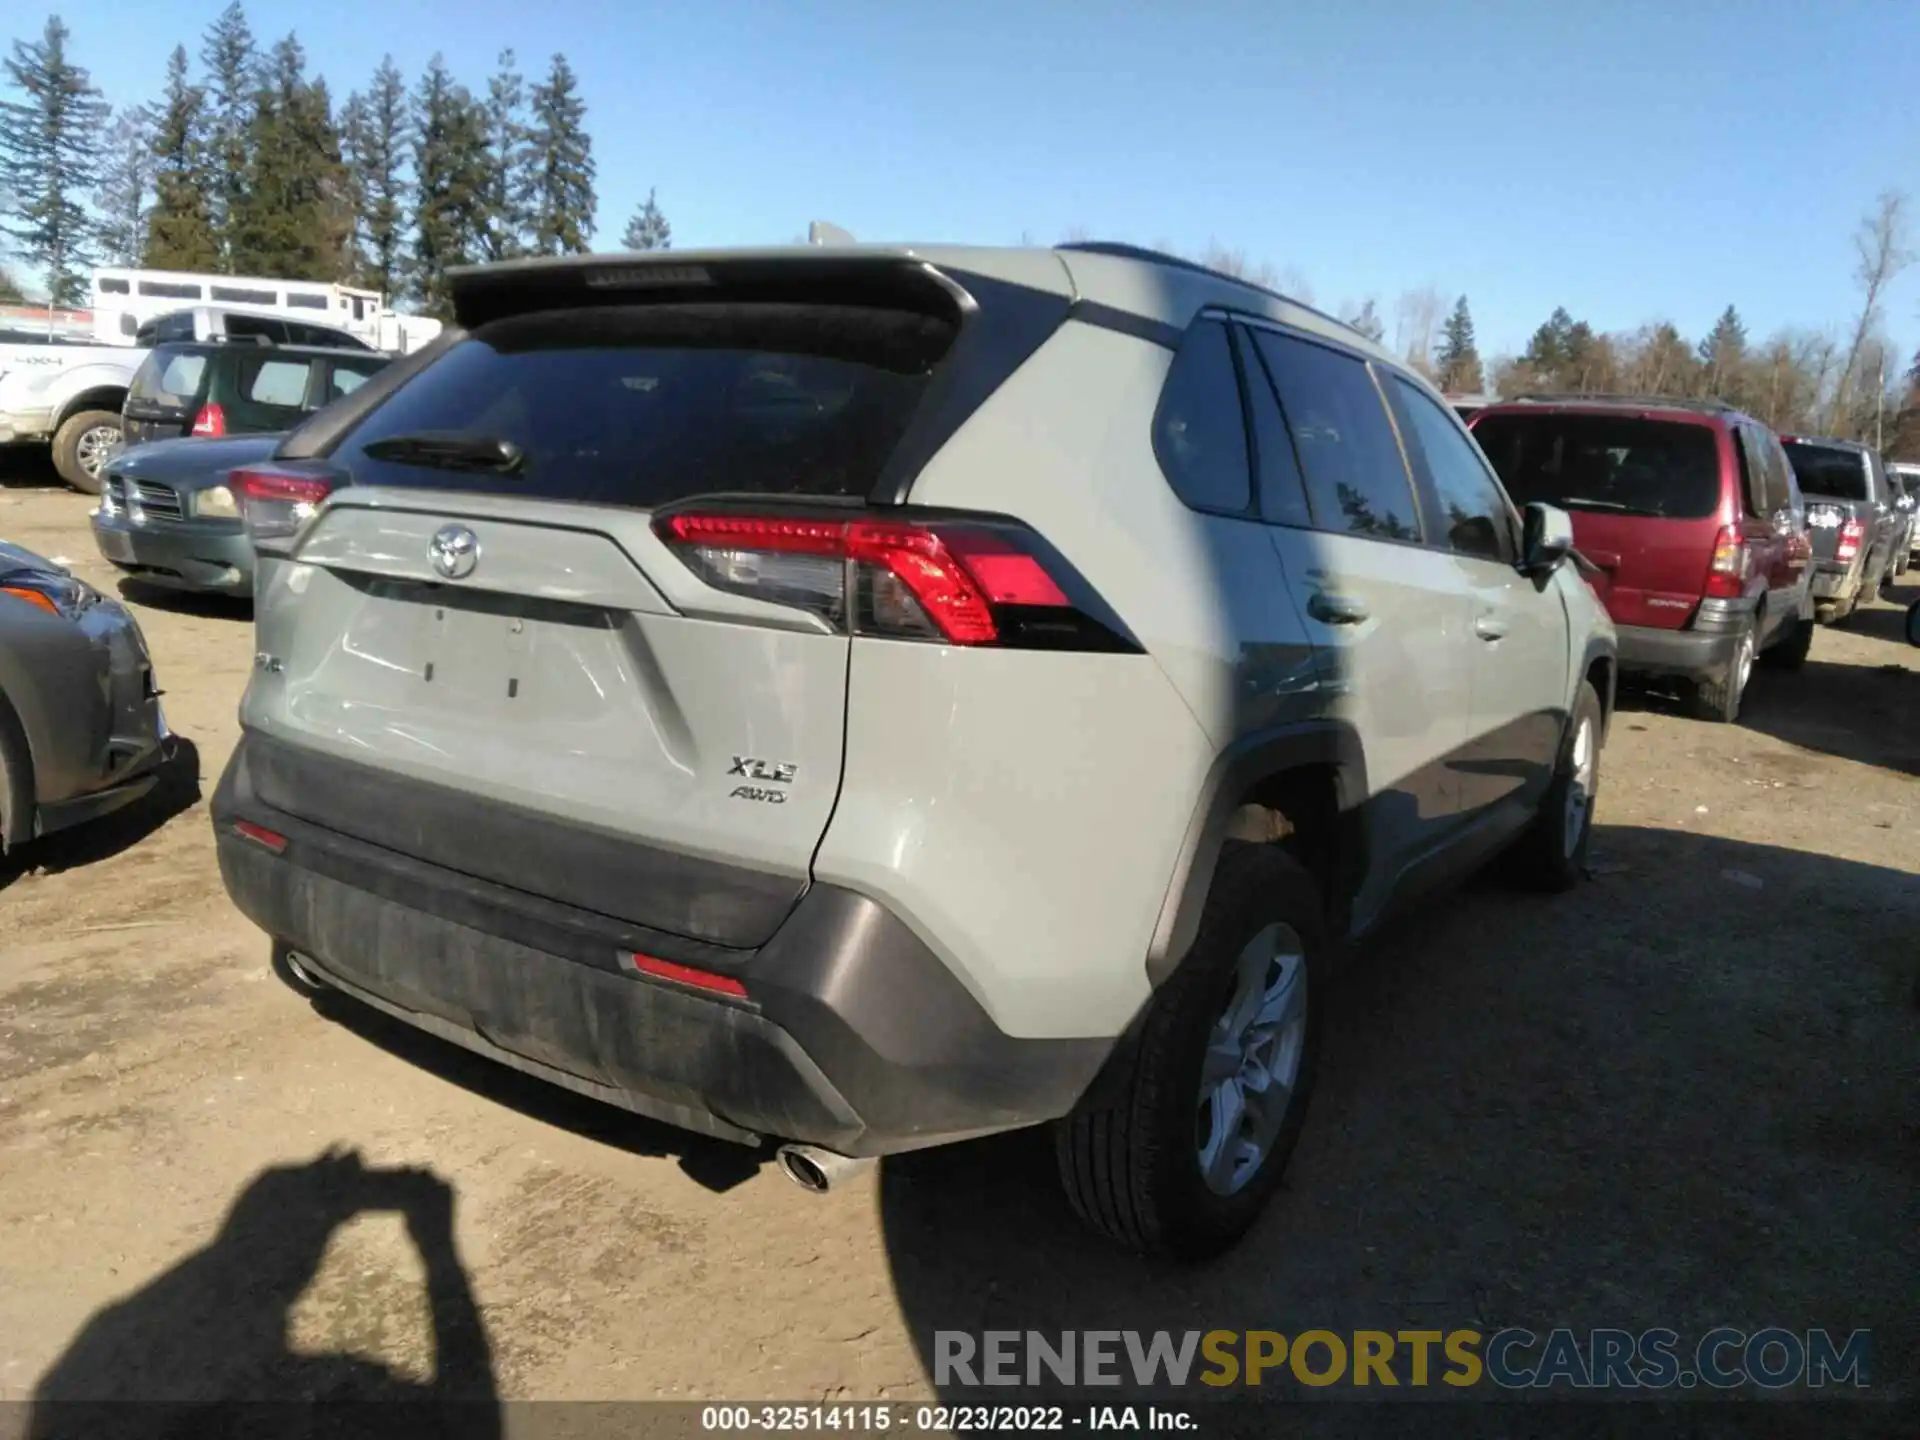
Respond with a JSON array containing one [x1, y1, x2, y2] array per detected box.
[[1761, 613, 1814, 670], [1510, 680, 1604, 892], [50, 409, 121, 495], [1906, 600, 1920, 648], [1055, 843, 1327, 1261], [1692, 624, 1755, 723]]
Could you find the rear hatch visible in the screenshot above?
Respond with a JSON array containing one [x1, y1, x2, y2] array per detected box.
[[1472, 409, 1728, 629], [121, 344, 210, 447], [1781, 439, 1870, 566], [242, 255, 1071, 949]]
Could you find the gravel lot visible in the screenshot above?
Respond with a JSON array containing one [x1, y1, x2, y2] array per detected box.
[[1, 447, 1914, 1420]]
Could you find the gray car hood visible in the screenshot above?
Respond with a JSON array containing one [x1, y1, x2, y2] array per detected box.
[[112, 433, 286, 489]]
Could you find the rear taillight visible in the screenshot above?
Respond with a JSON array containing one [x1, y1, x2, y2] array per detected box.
[[1704, 525, 1750, 599], [233, 466, 337, 543], [191, 403, 227, 438], [1835, 519, 1865, 564], [653, 511, 1131, 651]]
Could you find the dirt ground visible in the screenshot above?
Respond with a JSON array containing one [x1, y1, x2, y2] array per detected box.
[[0, 446, 1914, 1417]]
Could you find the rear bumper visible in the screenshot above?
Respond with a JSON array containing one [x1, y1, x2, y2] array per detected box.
[[211, 736, 1111, 1156], [91, 512, 254, 595], [1613, 597, 1751, 682]]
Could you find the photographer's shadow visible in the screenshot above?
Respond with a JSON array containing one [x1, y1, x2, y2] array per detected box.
[[27, 1148, 500, 1439]]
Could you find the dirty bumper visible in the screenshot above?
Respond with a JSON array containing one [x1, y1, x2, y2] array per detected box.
[[211, 737, 1110, 1156]]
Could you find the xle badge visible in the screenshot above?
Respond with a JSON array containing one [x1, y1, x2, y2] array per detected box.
[[729, 756, 795, 804]]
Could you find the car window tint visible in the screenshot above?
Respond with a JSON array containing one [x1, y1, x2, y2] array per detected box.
[[226, 314, 286, 343], [1475, 413, 1722, 520], [1233, 326, 1312, 527], [337, 302, 957, 505], [1153, 319, 1252, 513], [246, 358, 312, 407], [328, 361, 383, 401], [131, 349, 208, 406], [1387, 376, 1512, 562], [1250, 330, 1420, 541]]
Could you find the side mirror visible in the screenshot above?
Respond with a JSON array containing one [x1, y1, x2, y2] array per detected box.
[[1520, 502, 1575, 575]]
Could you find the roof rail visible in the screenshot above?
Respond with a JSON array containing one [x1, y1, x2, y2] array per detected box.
[[1505, 392, 1738, 415], [1056, 240, 1361, 340]]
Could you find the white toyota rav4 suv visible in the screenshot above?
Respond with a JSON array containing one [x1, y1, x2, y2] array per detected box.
[[213, 242, 1615, 1258]]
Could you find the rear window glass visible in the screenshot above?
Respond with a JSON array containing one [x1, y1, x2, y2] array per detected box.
[[1782, 442, 1869, 502], [245, 358, 312, 407], [1472, 413, 1721, 520], [337, 303, 956, 504], [129, 347, 208, 406]]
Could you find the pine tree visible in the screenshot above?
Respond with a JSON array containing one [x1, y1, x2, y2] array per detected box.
[[1696, 305, 1747, 401], [200, 0, 258, 269], [230, 34, 351, 279], [94, 106, 155, 267], [480, 49, 530, 261], [1522, 306, 1576, 379], [143, 45, 220, 270], [408, 54, 490, 316], [0, 16, 109, 306], [342, 56, 409, 299], [1434, 295, 1484, 393], [526, 53, 595, 255], [620, 188, 670, 251]]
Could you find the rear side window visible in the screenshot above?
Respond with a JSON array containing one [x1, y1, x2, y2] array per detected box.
[[226, 314, 288, 344], [129, 347, 208, 407], [1385, 376, 1512, 562], [139, 313, 195, 346], [1735, 426, 1784, 515], [327, 359, 386, 401], [1249, 330, 1421, 541], [1473, 413, 1721, 520], [1782, 441, 1869, 502], [244, 357, 313, 408], [337, 302, 957, 505], [1153, 319, 1251, 513]]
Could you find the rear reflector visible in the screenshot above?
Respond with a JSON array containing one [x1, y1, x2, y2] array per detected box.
[[232, 820, 288, 854], [232, 466, 338, 543], [621, 950, 749, 998], [655, 511, 1123, 651]]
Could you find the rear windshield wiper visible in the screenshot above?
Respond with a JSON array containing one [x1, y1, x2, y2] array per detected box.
[[360, 432, 525, 474], [1555, 497, 1665, 516]]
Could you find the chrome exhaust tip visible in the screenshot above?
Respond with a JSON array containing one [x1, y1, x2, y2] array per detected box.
[[775, 1144, 874, 1195]]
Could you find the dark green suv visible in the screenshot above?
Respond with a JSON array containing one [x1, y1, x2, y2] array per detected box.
[[121, 341, 390, 448]]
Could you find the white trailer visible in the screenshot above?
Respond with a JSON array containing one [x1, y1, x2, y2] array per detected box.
[[88, 269, 440, 354]]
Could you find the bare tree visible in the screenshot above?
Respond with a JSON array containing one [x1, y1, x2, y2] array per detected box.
[[1394, 287, 1445, 372], [1828, 191, 1912, 433], [1199, 241, 1280, 290]]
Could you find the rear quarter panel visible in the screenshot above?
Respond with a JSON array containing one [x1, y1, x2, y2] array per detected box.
[[812, 321, 1248, 1040]]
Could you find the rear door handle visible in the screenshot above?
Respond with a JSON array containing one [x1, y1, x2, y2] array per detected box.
[[1307, 593, 1370, 625], [1474, 614, 1509, 641]]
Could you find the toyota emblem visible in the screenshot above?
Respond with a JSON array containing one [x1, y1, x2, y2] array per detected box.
[[428, 524, 480, 579]]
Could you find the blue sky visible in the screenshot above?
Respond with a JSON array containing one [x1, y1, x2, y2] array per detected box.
[[22, 0, 1920, 362]]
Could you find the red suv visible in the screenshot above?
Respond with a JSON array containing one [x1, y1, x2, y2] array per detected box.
[[1469, 396, 1814, 722]]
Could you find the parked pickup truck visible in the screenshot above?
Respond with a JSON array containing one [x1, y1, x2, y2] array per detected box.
[[0, 341, 140, 493], [1780, 435, 1902, 624]]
